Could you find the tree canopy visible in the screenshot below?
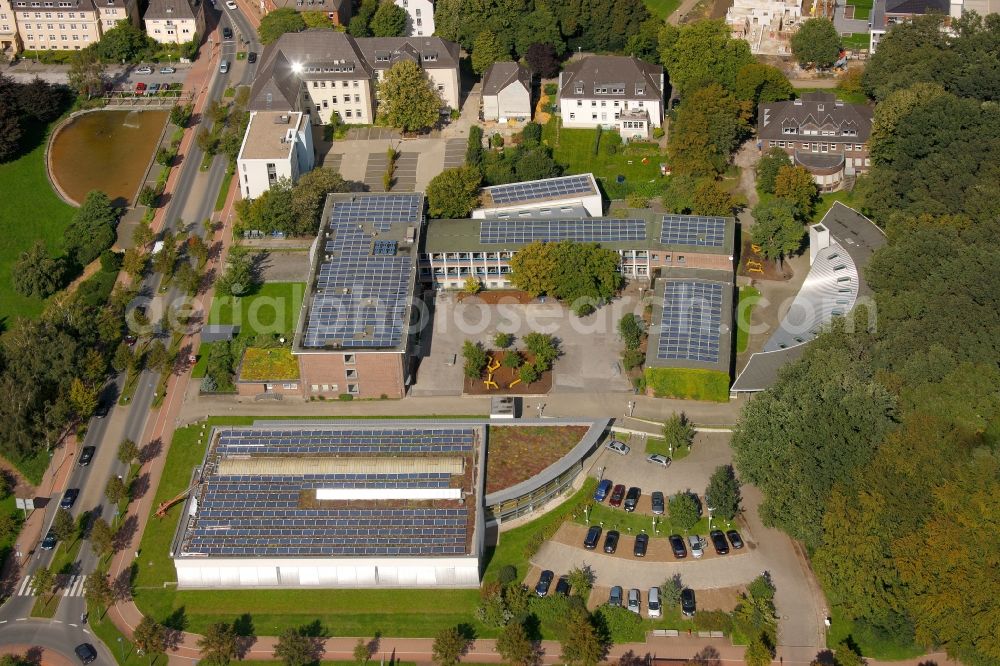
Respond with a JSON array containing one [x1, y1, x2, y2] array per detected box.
[[12, 240, 64, 299], [658, 20, 754, 96], [509, 241, 623, 316], [376, 60, 443, 130], [748, 199, 803, 266], [755, 147, 791, 194], [258, 8, 306, 44], [426, 166, 482, 219], [65, 190, 118, 267], [790, 18, 841, 68], [471, 30, 510, 75], [668, 83, 749, 176], [370, 0, 408, 37]]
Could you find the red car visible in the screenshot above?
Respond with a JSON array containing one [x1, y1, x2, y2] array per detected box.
[[608, 484, 626, 507], [135, 82, 147, 94]]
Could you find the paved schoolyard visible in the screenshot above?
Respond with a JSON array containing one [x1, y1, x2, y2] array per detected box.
[[258, 250, 311, 282], [443, 138, 466, 169]]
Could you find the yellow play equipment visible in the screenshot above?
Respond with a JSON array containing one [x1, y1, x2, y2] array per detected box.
[[751, 244, 762, 254], [746, 260, 764, 274], [483, 372, 499, 390], [508, 378, 522, 388], [487, 357, 501, 373]]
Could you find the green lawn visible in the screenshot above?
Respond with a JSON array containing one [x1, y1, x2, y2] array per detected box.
[[796, 86, 869, 106], [841, 32, 871, 51], [643, 0, 682, 19], [207, 282, 305, 339], [812, 189, 861, 223], [31, 594, 60, 618], [735, 286, 761, 354], [644, 368, 730, 402], [50, 534, 85, 575], [0, 495, 23, 566], [826, 606, 924, 660], [845, 0, 873, 20], [644, 436, 691, 462], [542, 118, 664, 199], [0, 120, 77, 324], [573, 501, 710, 539], [87, 597, 148, 666]]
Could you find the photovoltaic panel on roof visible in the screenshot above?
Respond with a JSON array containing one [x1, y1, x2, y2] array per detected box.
[[479, 218, 646, 244], [487, 175, 594, 206], [656, 281, 724, 364], [659, 215, 727, 248]]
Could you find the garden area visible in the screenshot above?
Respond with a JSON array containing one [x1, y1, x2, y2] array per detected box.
[[735, 286, 761, 354], [238, 346, 300, 383], [485, 425, 589, 493], [643, 367, 731, 402], [844, 0, 873, 20], [462, 333, 559, 396], [643, 0, 682, 19]]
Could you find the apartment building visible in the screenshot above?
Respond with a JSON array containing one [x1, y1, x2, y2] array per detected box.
[[264, 0, 351, 27], [97, 0, 137, 32], [394, 0, 433, 36], [869, 0, 952, 51], [248, 30, 460, 126], [13, 0, 101, 51], [558, 55, 663, 140], [143, 0, 202, 44], [236, 110, 314, 200]]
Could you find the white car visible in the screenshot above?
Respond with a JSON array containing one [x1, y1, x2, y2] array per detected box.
[[225, 0, 237, 8], [647, 586, 661, 618], [159, 66, 176, 74], [647, 453, 671, 467], [605, 440, 630, 456], [627, 588, 641, 614], [135, 66, 153, 75]]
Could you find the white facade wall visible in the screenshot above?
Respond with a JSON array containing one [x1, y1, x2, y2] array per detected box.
[[395, 0, 433, 36], [145, 15, 197, 43], [237, 113, 315, 200], [472, 193, 603, 219], [174, 555, 481, 588], [1, 0, 22, 54], [559, 97, 662, 130], [15, 4, 100, 51], [303, 77, 375, 125], [492, 83, 531, 122]]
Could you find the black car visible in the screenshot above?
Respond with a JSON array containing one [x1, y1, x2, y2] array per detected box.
[[40, 530, 57, 550], [247, 51, 257, 63], [603, 530, 620, 554], [726, 530, 745, 549], [78, 446, 96, 466], [583, 524, 602, 550], [535, 570, 554, 597], [681, 588, 696, 617], [623, 486, 641, 513], [669, 533, 688, 559], [609, 585, 623, 607], [75, 643, 97, 664], [651, 491, 665, 515], [60, 488, 80, 509], [555, 576, 570, 596], [633, 532, 649, 557], [710, 529, 730, 555], [222, 26, 233, 39], [94, 401, 109, 418]]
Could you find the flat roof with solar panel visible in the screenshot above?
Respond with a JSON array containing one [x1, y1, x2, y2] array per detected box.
[[483, 174, 598, 207], [295, 194, 423, 352], [171, 421, 486, 588], [645, 277, 734, 373], [479, 218, 646, 244], [660, 215, 727, 248]]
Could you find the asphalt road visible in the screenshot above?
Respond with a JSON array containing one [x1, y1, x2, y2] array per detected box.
[[0, 618, 115, 664]]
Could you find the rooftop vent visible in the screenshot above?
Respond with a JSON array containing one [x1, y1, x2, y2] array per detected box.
[[275, 114, 290, 124]]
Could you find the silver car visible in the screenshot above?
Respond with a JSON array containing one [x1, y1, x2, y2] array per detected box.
[[688, 534, 704, 558], [647, 454, 671, 467], [627, 588, 641, 614], [606, 440, 630, 456]]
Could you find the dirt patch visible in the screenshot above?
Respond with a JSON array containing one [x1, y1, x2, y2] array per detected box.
[[463, 351, 552, 396], [485, 425, 589, 493], [738, 239, 793, 281], [456, 289, 538, 304]]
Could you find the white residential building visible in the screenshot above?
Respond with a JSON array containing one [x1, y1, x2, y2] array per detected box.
[[143, 0, 202, 44], [237, 110, 315, 200], [557, 55, 663, 141], [394, 0, 433, 36], [98, 0, 138, 32], [481, 61, 531, 122], [13, 0, 102, 51], [1, 0, 22, 56]]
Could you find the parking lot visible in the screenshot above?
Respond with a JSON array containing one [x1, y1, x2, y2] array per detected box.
[[364, 151, 419, 191], [442, 138, 466, 169]]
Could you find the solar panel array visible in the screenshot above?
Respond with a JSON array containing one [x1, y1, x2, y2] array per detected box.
[[660, 215, 727, 248], [487, 175, 594, 206], [479, 218, 646, 244], [372, 240, 397, 256], [216, 427, 477, 456], [302, 195, 421, 349], [656, 281, 724, 364]]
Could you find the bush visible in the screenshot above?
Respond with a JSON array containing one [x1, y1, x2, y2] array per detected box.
[[155, 146, 176, 167], [618, 313, 644, 349], [169, 103, 192, 127], [518, 363, 540, 385], [543, 83, 558, 96], [626, 192, 650, 208], [493, 332, 514, 348], [652, 127, 665, 139], [338, 393, 354, 401], [593, 604, 644, 643], [498, 565, 517, 586], [591, 126, 602, 156], [99, 249, 121, 272], [491, 133, 504, 148], [521, 122, 542, 146], [622, 349, 645, 370], [467, 125, 484, 167], [501, 350, 522, 369]]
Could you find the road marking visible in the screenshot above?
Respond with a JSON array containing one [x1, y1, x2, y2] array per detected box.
[[0, 619, 7, 624], [16, 576, 32, 596], [69, 623, 78, 627], [53, 619, 63, 624], [63, 574, 87, 597], [15, 617, 25, 621], [83, 629, 91, 635]]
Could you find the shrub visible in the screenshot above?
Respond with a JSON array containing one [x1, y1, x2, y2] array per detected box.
[[501, 350, 522, 369], [155, 146, 176, 167], [518, 363, 540, 385], [652, 127, 665, 139], [498, 565, 517, 586], [543, 82, 558, 97], [170, 103, 193, 127], [491, 133, 504, 148], [622, 349, 645, 370], [467, 125, 484, 167], [521, 122, 542, 146], [626, 192, 650, 208], [138, 185, 158, 207], [593, 604, 644, 643], [99, 249, 121, 273], [618, 313, 644, 349], [338, 393, 355, 401], [591, 126, 602, 155], [493, 332, 514, 349]]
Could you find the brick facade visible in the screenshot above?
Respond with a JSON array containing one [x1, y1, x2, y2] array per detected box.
[[297, 351, 406, 399]]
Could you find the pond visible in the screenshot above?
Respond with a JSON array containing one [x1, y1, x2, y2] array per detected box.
[[49, 109, 169, 207]]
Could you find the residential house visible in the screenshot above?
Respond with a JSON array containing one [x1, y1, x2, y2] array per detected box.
[[757, 92, 873, 192], [481, 61, 531, 123], [247, 30, 460, 126], [869, 0, 952, 51], [557, 55, 663, 141], [13, 0, 102, 51], [143, 0, 202, 44], [394, 0, 433, 37], [97, 0, 138, 32], [263, 0, 351, 27], [236, 110, 315, 200], [1, 0, 23, 56]]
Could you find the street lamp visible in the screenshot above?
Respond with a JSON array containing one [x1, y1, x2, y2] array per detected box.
[[117, 637, 124, 660]]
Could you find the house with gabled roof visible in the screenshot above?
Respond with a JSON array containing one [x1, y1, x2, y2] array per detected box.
[[481, 61, 531, 123], [557, 55, 663, 141]]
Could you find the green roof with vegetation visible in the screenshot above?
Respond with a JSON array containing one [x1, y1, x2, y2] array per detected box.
[[238, 346, 300, 381]]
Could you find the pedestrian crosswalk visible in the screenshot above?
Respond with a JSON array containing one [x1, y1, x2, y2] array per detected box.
[[16, 574, 87, 597]]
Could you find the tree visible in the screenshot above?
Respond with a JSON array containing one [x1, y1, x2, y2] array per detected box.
[[83, 573, 113, 609], [743, 636, 774, 666], [353, 638, 371, 664], [861, 14, 952, 102], [216, 246, 258, 297], [660, 575, 683, 609], [30, 566, 55, 598], [348, 0, 379, 36], [668, 493, 700, 532], [0, 96, 23, 162], [832, 642, 864, 666], [496, 621, 536, 666], [472, 30, 510, 75], [705, 465, 741, 521], [133, 616, 168, 663], [96, 22, 151, 62], [105, 475, 127, 505], [376, 60, 443, 131], [513, 147, 561, 182], [302, 10, 334, 28], [118, 438, 139, 465], [494, 332, 514, 348], [749, 199, 804, 269], [755, 147, 791, 194], [462, 340, 488, 379], [466, 126, 484, 167], [625, 17, 662, 64], [509, 241, 623, 316], [67, 46, 107, 98], [790, 18, 841, 68], [90, 517, 114, 558], [432, 625, 469, 666], [514, 7, 563, 56], [662, 413, 695, 452], [525, 43, 560, 79], [290, 168, 351, 235], [16, 77, 67, 123], [370, 0, 407, 37], [733, 62, 793, 110], [65, 190, 118, 267], [258, 7, 306, 44], [618, 314, 643, 350], [668, 83, 748, 176], [197, 622, 238, 666], [426, 166, 482, 219], [518, 362, 540, 385], [773, 165, 817, 218], [523, 333, 558, 370], [170, 103, 193, 128], [692, 179, 742, 216], [502, 350, 522, 369], [559, 609, 606, 666], [52, 508, 75, 541], [566, 565, 594, 599], [236, 177, 297, 235], [133, 220, 154, 248], [0, 513, 16, 544], [12, 240, 64, 299], [275, 627, 321, 666], [658, 19, 754, 95]]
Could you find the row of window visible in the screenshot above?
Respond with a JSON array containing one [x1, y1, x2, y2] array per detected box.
[[782, 127, 858, 137], [25, 22, 87, 29], [310, 80, 360, 89], [575, 84, 645, 95], [771, 140, 865, 152], [314, 93, 362, 104], [17, 10, 90, 17], [316, 105, 364, 119], [575, 99, 646, 108], [311, 383, 359, 394], [26, 33, 89, 40], [152, 27, 191, 33]]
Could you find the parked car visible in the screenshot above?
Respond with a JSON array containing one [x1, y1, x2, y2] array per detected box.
[[647, 454, 671, 467], [159, 66, 176, 74], [726, 530, 745, 550], [124, 334, 137, 346], [681, 588, 696, 616], [583, 525, 602, 550], [225, 0, 237, 8], [135, 82, 147, 94], [603, 530, 620, 554], [623, 486, 641, 512], [135, 65, 152, 74], [60, 488, 79, 510], [74, 643, 97, 664], [93, 401, 109, 418], [149, 82, 161, 94], [633, 532, 649, 557], [648, 586, 662, 618], [710, 529, 730, 555], [608, 484, 626, 507], [219, 59, 230, 73], [555, 577, 570, 596], [535, 570, 554, 597], [687, 534, 704, 558], [41, 530, 57, 550], [605, 439, 630, 456], [78, 446, 96, 466], [669, 534, 688, 559], [651, 491, 665, 515], [594, 479, 613, 502], [609, 585, 623, 607], [627, 588, 641, 614], [247, 51, 257, 63], [222, 26, 233, 39]]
